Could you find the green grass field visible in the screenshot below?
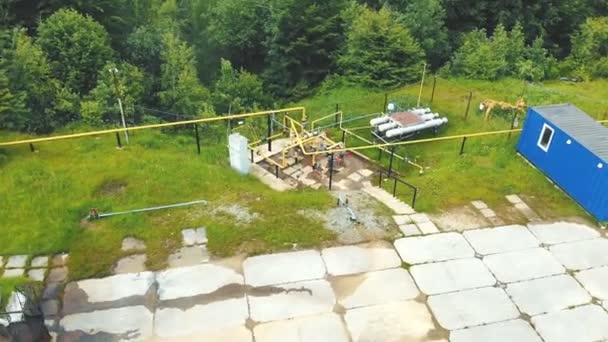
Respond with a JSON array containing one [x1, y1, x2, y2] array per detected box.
[[1, 77, 605, 282]]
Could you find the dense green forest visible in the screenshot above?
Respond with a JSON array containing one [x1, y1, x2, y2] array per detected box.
[[1, 0, 607, 134]]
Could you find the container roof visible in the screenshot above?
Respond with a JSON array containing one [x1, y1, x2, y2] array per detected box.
[[532, 103, 608, 161]]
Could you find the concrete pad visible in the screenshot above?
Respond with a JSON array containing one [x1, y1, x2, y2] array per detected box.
[[347, 172, 363, 182], [394, 233, 475, 265], [506, 274, 591, 316], [67, 271, 155, 303], [506, 194, 524, 204], [248, 279, 335, 322], [575, 266, 608, 299], [358, 169, 374, 177], [28, 269, 45, 281], [428, 287, 520, 330], [2, 268, 24, 278], [47, 267, 68, 282], [417, 221, 440, 234], [514, 202, 541, 221], [463, 225, 540, 255], [194, 227, 207, 244], [254, 313, 349, 342], [321, 242, 401, 276], [244, 250, 325, 286], [181, 229, 197, 246], [114, 254, 147, 274], [157, 264, 243, 301], [6, 255, 27, 268], [154, 297, 248, 338], [451, 319, 542, 342], [333, 268, 419, 309], [483, 248, 565, 283], [399, 224, 421, 236], [344, 300, 436, 342], [480, 208, 496, 218], [531, 304, 608, 342], [30, 256, 49, 268], [410, 213, 431, 224], [153, 326, 252, 342], [410, 258, 496, 295], [167, 246, 209, 268], [121, 237, 146, 251], [60, 306, 153, 340], [471, 200, 488, 209], [393, 215, 411, 225], [51, 253, 69, 267], [549, 239, 608, 270], [528, 222, 600, 245]]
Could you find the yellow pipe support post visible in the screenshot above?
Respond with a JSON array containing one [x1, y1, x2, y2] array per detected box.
[[0, 107, 305, 147]]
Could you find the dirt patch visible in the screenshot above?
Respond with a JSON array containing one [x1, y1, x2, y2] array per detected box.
[[212, 204, 259, 224], [300, 190, 399, 244], [430, 206, 489, 231], [93, 179, 127, 197]]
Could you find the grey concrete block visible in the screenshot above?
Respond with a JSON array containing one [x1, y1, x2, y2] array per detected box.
[[463, 225, 540, 255], [393, 215, 411, 225], [410, 258, 496, 295], [506, 275, 591, 315], [31, 256, 49, 268], [157, 264, 243, 301], [549, 239, 608, 271], [529, 222, 600, 245], [451, 319, 542, 342], [471, 200, 488, 210], [322, 242, 401, 276], [2, 268, 24, 278], [417, 221, 440, 234], [483, 248, 565, 283], [60, 306, 154, 340], [28, 269, 46, 282], [575, 266, 608, 300], [394, 233, 475, 265], [505, 194, 524, 204], [254, 313, 349, 342], [532, 305, 608, 342], [399, 224, 421, 236], [243, 250, 325, 287], [6, 255, 28, 269]]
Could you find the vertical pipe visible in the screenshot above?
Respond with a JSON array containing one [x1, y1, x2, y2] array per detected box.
[[378, 148, 382, 161], [430, 76, 437, 104], [388, 147, 395, 177], [116, 132, 122, 148], [383, 93, 388, 113], [29, 143, 35, 153], [341, 130, 346, 144], [459, 137, 468, 155], [392, 178, 398, 197], [328, 154, 335, 191], [335, 104, 339, 123], [464, 91, 472, 120], [412, 188, 417, 209], [267, 114, 272, 152], [194, 124, 201, 155], [250, 149, 254, 162], [275, 165, 279, 178], [378, 170, 383, 187]]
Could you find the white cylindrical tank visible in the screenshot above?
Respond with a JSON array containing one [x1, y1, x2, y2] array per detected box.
[[410, 108, 431, 115], [229, 133, 250, 175], [420, 113, 439, 121], [370, 116, 390, 126], [385, 118, 448, 138], [378, 122, 398, 132]]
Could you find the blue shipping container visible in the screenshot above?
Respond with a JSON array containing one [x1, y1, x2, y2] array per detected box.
[[517, 104, 608, 221]]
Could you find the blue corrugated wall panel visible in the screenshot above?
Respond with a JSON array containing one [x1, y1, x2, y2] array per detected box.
[[517, 108, 608, 221]]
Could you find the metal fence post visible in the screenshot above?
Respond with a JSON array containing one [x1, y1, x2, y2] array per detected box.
[[29, 143, 35, 153], [383, 93, 388, 113], [430, 76, 437, 104], [388, 147, 395, 177], [115, 132, 122, 148], [459, 137, 468, 155], [328, 153, 335, 190], [267, 114, 272, 152], [194, 124, 201, 155], [464, 91, 472, 120]]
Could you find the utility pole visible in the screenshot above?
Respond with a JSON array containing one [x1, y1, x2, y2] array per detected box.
[[417, 63, 427, 108], [109, 68, 129, 144]]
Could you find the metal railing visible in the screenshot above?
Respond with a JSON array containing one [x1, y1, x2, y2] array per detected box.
[[377, 169, 418, 209]]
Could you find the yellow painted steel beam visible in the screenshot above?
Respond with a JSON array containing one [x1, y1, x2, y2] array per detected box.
[[0, 107, 305, 146]]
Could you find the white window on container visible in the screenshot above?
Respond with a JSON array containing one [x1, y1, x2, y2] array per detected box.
[[537, 123, 555, 152]]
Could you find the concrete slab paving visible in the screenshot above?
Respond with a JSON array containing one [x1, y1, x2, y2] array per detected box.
[[506, 274, 592, 316], [333, 268, 419, 309], [153, 326, 252, 342], [248, 279, 335, 322], [2, 268, 24, 278], [321, 242, 401, 276], [506, 194, 524, 204], [393, 215, 411, 225], [47, 267, 68, 282], [244, 250, 326, 286], [531, 304, 608, 342], [154, 297, 249, 338], [451, 319, 542, 342], [358, 169, 374, 177], [410, 258, 496, 295], [575, 266, 608, 300], [348, 172, 363, 182], [254, 313, 350, 342], [344, 300, 438, 342], [417, 221, 440, 234], [121, 237, 146, 251], [114, 254, 147, 274], [28, 269, 45, 281], [399, 224, 421, 236], [394, 233, 475, 265], [65, 271, 155, 304], [60, 305, 153, 341], [549, 239, 608, 271], [528, 222, 600, 245], [51, 253, 69, 267], [6, 255, 27, 268], [480, 208, 496, 218], [428, 287, 520, 330], [471, 200, 488, 209], [483, 248, 565, 283], [167, 246, 210, 268], [410, 213, 431, 224], [463, 225, 539, 255], [157, 264, 243, 301], [30, 256, 49, 268]]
